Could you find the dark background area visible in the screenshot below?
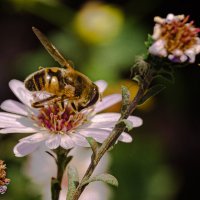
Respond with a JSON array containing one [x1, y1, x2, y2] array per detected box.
[[0, 0, 200, 199]]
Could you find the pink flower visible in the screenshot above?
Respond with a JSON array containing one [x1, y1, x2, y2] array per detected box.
[[149, 14, 200, 63]]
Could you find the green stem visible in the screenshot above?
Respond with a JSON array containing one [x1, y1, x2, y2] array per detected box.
[[51, 147, 72, 200], [71, 70, 153, 200]]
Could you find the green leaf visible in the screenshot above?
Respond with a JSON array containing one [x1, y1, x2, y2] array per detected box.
[[131, 57, 149, 85], [86, 137, 98, 156], [67, 165, 79, 200], [139, 84, 166, 104], [82, 173, 118, 187], [144, 34, 154, 48], [121, 119, 133, 131], [121, 86, 130, 114]]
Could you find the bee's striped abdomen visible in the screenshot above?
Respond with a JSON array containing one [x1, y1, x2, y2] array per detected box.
[[33, 70, 46, 90], [24, 69, 46, 91]]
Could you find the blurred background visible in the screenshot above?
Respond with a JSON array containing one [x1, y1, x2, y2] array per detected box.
[[0, 0, 200, 199]]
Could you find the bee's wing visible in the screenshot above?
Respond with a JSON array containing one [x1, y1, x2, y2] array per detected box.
[[32, 27, 74, 70]]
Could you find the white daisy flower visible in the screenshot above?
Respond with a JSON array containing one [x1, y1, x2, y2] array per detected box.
[[149, 13, 200, 63], [0, 79, 143, 157]]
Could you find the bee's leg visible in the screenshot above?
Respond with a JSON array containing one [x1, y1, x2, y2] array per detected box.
[[55, 95, 66, 110], [70, 101, 78, 112], [32, 95, 57, 108]]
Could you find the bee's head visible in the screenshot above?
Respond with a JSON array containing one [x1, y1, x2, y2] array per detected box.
[[75, 83, 99, 112]]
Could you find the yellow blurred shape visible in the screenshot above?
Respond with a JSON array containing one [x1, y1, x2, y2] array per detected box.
[[73, 2, 124, 45], [103, 80, 155, 112]]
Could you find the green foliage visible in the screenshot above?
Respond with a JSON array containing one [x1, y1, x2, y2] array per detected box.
[[67, 165, 79, 200], [144, 34, 154, 49], [82, 173, 118, 187], [86, 137, 98, 157], [131, 57, 150, 85]]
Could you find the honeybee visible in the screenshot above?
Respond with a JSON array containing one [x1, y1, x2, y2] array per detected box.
[[24, 27, 99, 111]]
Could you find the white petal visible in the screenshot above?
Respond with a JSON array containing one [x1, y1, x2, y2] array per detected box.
[[91, 113, 120, 123], [94, 80, 108, 93], [0, 99, 28, 116], [180, 55, 188, 62], [45, 135, 61, 149], [166, 13, 175, 21], [19, 132, 47, 143], [119, 132, 133, 143], [0, 112, 23, 120], [152, 24, 161, 40], [80, 128, 111, 143], [60, 135, 74, 149], [0, 112, 37, 129], [127, 116, 143, 127], [14, 141, 40, 157], [9, 79, 32, 107], [149, 39, 167, 57], [0, 127, 38, 134], [0, 115, 25, 128], [94, 94, 122, 113], [81, 121, 116, 129], [71, 134, 89, 147]]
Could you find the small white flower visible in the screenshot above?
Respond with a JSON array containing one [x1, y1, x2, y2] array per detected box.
[[149, 14, 200, 63], [0, 79, 143, 157]]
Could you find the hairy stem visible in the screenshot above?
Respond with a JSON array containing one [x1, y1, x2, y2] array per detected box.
[[72, 70, 152, 200]]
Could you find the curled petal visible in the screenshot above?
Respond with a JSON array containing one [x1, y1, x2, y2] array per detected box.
[[14, 141, 40, 157]]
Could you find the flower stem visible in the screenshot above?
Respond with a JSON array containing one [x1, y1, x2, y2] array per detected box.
[[51, 147, 72, 200], [71, 69, 153, 200]]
